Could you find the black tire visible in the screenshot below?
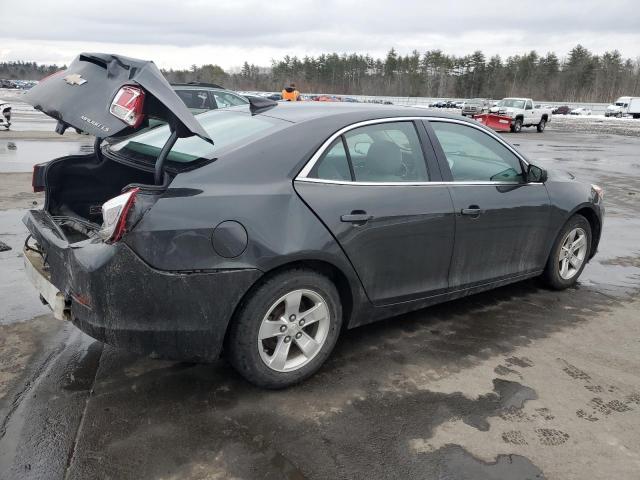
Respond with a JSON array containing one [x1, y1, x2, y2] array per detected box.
[[537, 118, 546, 132], [511, 118, 523, 133], [541, 214, 592, 290], [226, 268, 342, 388]]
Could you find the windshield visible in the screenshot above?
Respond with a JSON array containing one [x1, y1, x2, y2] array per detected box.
[[467, 98, 484, 105], [109, 109, 287, 164], [498, 99, 525, 109]]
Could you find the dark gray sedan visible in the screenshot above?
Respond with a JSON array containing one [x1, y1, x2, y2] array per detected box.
[[23, 54, 604, 388]]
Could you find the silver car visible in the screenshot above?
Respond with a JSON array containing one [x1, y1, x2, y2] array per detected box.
[[461, 98, 490, 117]]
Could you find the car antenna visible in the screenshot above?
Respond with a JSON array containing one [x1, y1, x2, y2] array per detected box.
[[248, 96, 277, 115]]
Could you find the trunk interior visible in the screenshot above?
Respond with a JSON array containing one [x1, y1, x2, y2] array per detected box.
[[44, 152, 156, 242]]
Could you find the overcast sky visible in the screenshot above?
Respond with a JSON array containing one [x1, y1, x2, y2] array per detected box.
[[1, 0, 639, 70]]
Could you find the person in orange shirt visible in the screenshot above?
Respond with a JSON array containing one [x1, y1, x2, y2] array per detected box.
[[281, 83, 300, 101]]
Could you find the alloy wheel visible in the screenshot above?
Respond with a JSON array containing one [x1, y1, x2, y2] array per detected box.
[[258, 289, 330, 372], [558, 227, 587, 280]]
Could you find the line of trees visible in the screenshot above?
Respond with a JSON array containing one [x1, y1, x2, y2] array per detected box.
[[227, 45, 640, 102], [0, 61, 63, 81], [3, 45, 640, 102]]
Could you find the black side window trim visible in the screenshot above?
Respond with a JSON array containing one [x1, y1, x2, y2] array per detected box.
[[414, 120, 442, 182], [422, 120, 453, 182], [208, 91, 219, 109], [341, 135, 356, 181]]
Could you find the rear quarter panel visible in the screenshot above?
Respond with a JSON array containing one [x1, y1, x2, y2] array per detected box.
[[124, 119, 370, 320]]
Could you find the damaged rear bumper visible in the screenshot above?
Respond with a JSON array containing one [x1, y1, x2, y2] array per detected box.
[[23, 209, 261, 362]]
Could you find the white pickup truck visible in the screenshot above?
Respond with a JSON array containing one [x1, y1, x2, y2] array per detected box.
[[490, 97, 552, 133]]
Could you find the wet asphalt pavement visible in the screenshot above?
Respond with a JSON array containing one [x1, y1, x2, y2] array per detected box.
[[1, 108, 640, 479]]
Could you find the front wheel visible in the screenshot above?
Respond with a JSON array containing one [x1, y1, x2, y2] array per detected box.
[[511, 118, 523, 133], [541, 215, 592, 290], [226, 268, 342, 388], [537, 118, 546, 132]]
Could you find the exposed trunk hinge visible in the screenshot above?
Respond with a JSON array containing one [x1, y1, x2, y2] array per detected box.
[[154, 129, 178, 185], [94, 137, 103, 161]]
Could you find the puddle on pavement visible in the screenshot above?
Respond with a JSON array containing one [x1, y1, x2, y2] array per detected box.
[[436, 445, 544, 479], [0, 139, 93, 173]]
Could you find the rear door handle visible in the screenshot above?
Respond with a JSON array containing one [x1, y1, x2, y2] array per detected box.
[[461, 206, 484, 216], [341, 211, 373, 224]]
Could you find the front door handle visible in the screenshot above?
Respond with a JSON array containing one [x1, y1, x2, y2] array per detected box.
[[461, 206, 483, 217], [341, 210, 373, 224]]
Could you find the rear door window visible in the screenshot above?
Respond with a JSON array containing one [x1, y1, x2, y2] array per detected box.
[[309, 139, 352, 181], [309, 121, 429, 183]]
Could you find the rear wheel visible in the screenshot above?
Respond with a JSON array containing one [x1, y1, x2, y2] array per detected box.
[[511, 118, 523, 133], [542, 215, 591, 289], [226, 269, 342, 388], [537, 118, 546, 132]]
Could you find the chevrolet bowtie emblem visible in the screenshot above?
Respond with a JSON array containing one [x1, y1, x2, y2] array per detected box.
[[64, 73, 87, 86]]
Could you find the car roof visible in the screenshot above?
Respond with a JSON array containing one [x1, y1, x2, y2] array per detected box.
[[171, 82, 225, 89], [249, 102, 469, 124]]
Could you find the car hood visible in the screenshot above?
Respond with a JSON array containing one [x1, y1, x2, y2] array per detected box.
[[500, 107, 519, 115], [25, 53, 212, 143]]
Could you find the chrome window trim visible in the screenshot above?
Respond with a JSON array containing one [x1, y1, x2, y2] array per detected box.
[[295, 177, 543, 187], [296, 116, 531, 183]]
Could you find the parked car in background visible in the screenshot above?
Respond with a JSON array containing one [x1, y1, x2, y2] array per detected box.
[[267, 93, 283, 101], [492, 98, 552, 132], [605, 97, 631, 117], [454, 101, 464, 108], [570, 107, 592, 116], [0, 102, 10, 129], [552, 105, 571, 115], [461, 98, 491, 117], [22, 53, 604, 388], [316, 95, 340, 102], [171, 82, 248, 114]]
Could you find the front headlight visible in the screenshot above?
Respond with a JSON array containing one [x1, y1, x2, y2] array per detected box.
[[591, 184, 604, 202]]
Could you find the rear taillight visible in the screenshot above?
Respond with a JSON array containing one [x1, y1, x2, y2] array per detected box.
[[99, 188, 139, 243], [32, 164, 46, 192], [110, 86, 145, 128]]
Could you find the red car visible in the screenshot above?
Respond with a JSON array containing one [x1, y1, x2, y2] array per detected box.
[[552, 105, 571, 115]]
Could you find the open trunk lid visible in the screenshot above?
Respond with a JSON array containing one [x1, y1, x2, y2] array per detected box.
[[26, 52, 212, 143]]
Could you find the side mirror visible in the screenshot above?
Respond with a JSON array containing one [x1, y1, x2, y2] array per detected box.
[[527, 164, 547, 183]]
